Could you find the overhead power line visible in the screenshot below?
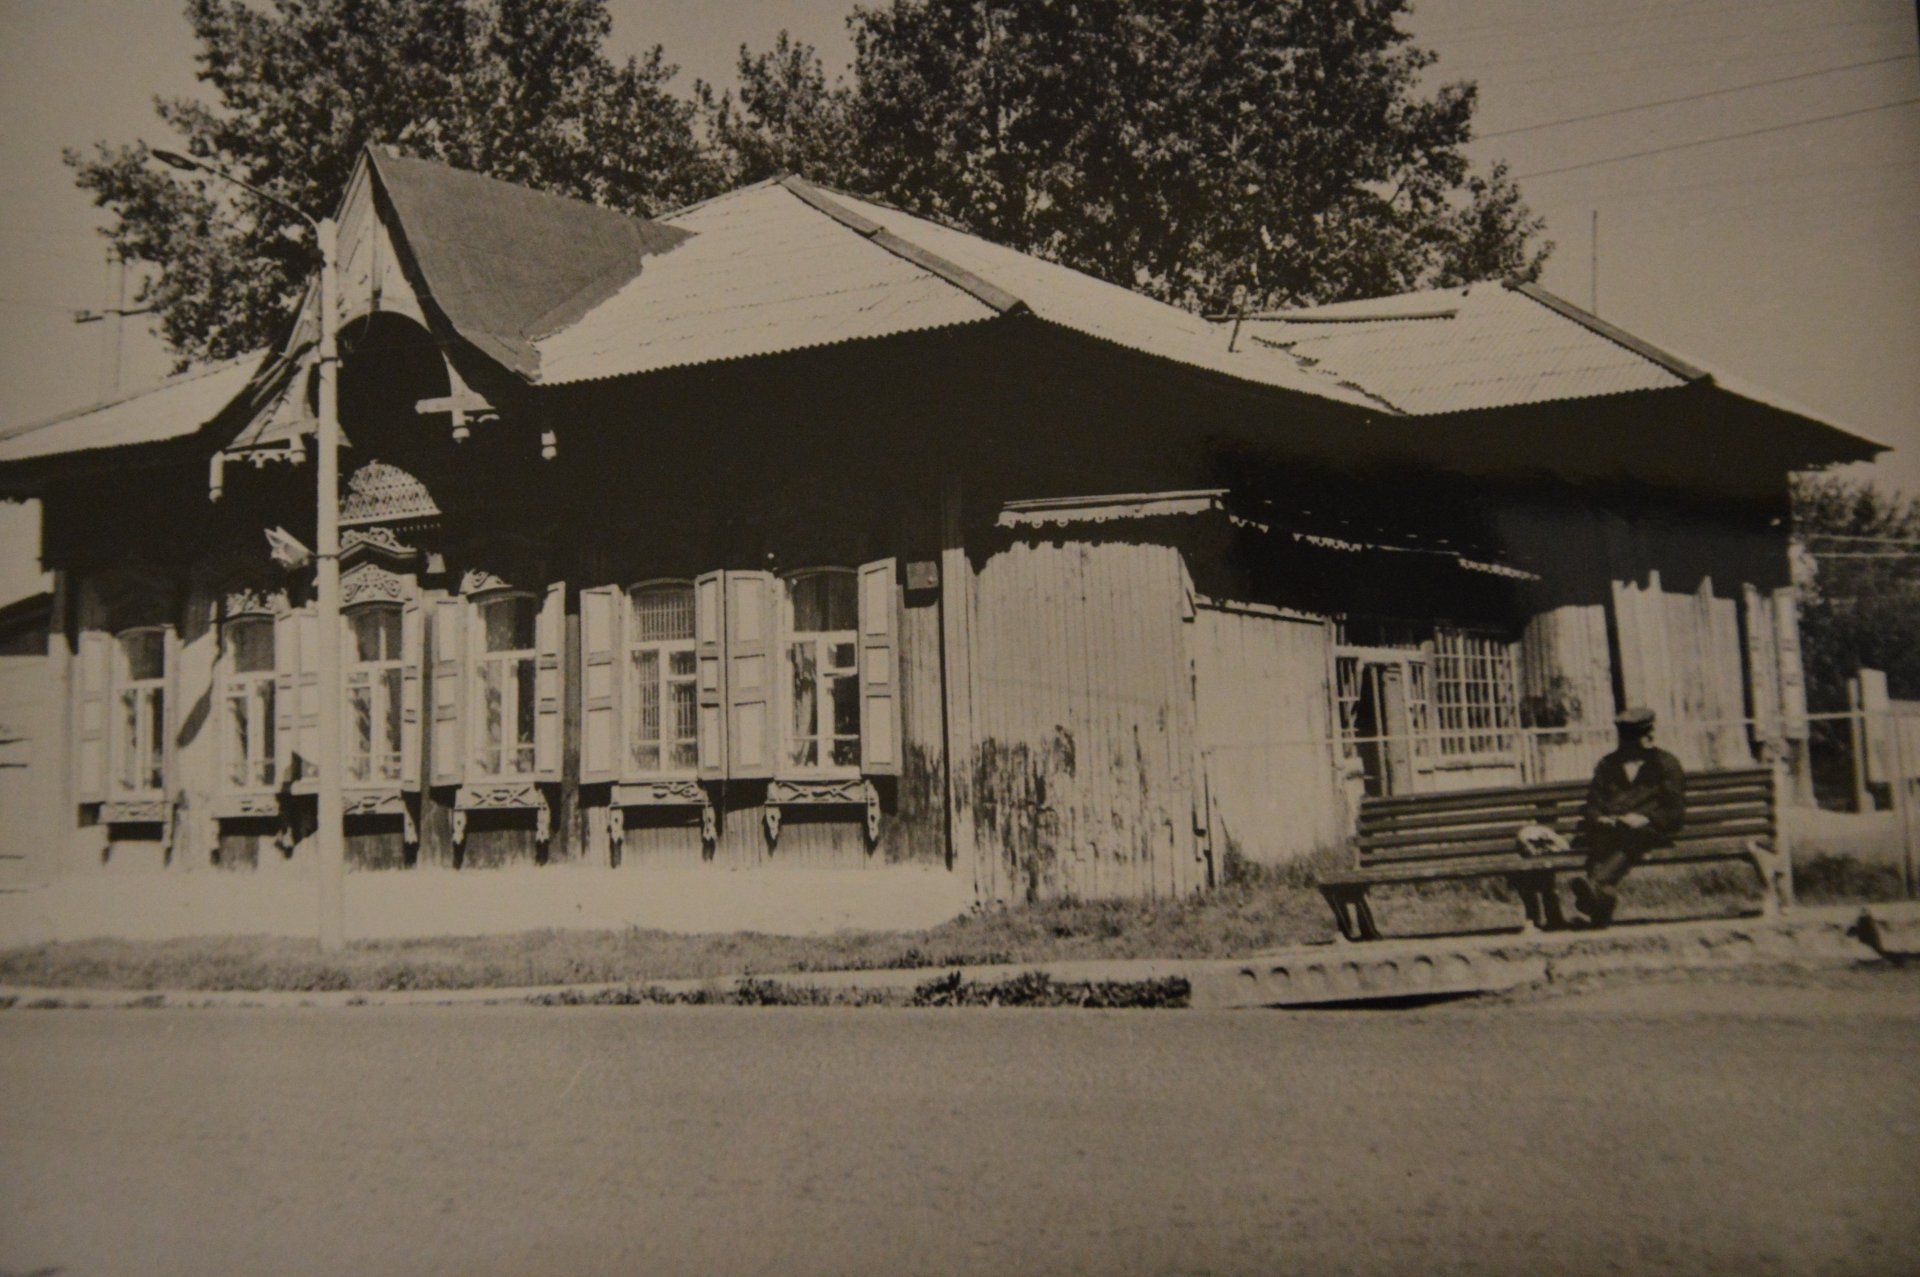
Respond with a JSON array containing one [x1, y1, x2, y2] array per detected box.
[[1479, 53, 1918, 139], [1515, 97, 1920, 179]]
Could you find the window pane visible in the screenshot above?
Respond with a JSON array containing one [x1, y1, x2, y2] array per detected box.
[[631, 744, 661, 772], [514, 654, 537, 753], [636, 649, 661, 744], [789, 641, 817, 742], [482, 596, 537, 653], [119, 690, 138, 790], [669, 678, 697, 744], [479, 659, 504, 773], [830, 671, 860, 742], [352, 607, 402, 663], [228, 618, 275, 673], [122, 630, 164, 681], [146, 687, 166, 790], [257, 681, 276, 786], [382, 666, 403, 779], [227, 690, 249, 788], [829, 640, 856, 673], [349, 679, 373, 782], [789, 571, 856, 634], [830, 736, 860, 768], [631, 584, 694, 643], [668, 649, 696, 678]]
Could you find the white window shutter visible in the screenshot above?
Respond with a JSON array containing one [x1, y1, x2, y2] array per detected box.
[[400, 597, 423, 789], [534, 581, 565, 782], [72, 629, 112, 804], [858, 558, 902, 776], [162, 627, 181, 796], [724, 570, 775, 779], [274, 609, 301, 785], [694, 571, 728, 782], [429, 596, 466, 787], [295, 608, 320, 784], [579, 584, 623, 784]]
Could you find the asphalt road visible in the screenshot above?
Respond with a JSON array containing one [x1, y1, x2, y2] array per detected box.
[[2, 984, 1916, 1276]]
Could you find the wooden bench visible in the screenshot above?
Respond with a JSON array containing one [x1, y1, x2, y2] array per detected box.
[[1316, 766, 1792, 942]]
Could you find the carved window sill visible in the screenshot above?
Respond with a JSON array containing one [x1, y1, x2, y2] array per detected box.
[[453, 782, 551, 849], [102, 798, 173, 826], [609, 779, 716, 852], [210, 792, 282, 820], [765, 777, 880, 845], [280, 786, 419, 845]]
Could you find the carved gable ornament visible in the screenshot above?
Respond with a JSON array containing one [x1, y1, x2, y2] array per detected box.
[[222, 586, 290, 621], [342, 562, 413, 608], [340, 460, 441, 527]]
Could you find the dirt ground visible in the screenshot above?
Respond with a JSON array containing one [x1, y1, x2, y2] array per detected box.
[[2, 967, 1916, 1277]]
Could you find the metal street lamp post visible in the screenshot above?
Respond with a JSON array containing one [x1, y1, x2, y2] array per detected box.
[[151, 148, 346, 952]]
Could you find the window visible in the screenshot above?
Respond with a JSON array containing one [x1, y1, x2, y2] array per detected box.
[[628, 583, 698, 775], [115, 628, 167, 796], [222, 617, 276, 790], [783, 569, 860, 771], [346, 606, 404, 783], [473, 593, 539, 778], [1432, 629, 1520, 759]]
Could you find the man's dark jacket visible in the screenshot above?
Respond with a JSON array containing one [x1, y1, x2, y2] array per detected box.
[[1581, 747, 1687, 843]]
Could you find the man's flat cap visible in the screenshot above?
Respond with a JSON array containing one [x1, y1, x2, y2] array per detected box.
[[1615, 706, 1656, 729]]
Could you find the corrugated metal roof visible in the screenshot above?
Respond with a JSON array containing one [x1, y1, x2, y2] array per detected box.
[[535, 182, 996, 384], [1239, 283, 1690, 414], [0, 353, 264, 464], [540, 178, 1376, 407], [367, 150, 689, 378]]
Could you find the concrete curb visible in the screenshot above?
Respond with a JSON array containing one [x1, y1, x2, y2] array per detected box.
[[1, 904, 1909, 1012]]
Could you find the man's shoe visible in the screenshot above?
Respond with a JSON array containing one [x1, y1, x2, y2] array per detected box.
[[1570, 877, 1597, 919]]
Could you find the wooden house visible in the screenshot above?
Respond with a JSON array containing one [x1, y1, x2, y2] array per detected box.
[[0, 150, 1879, 939]]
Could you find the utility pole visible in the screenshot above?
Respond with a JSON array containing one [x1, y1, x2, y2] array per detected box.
[[150, 148, 346, 952], [1590, 209, 1599, 314]]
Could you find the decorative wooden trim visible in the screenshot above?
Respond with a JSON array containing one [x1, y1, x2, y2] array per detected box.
[[340, 460, 443, 526], [459, 568, 515, 597], [210, 792, 281, 820], [103, 798, 172, 825], [608, 780, 718, 856], [452, 782, 551, 853], [764, 778, 881, 846], [222, 587, 290, 621], [342, 525, 421, 564], [341, 562, 412, 608]]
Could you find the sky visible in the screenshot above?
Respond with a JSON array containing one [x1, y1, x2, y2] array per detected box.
[[0, 0, 1915, 600]]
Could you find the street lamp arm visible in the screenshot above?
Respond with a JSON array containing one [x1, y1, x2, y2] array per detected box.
[[149, 147, 320, 233]]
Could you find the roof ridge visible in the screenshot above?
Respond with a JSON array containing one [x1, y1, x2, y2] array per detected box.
[[774, 177, 1027, 316], [1504, 281, 1709, 383], [654, 173, 790, 223], [0, 349, 265, 444]]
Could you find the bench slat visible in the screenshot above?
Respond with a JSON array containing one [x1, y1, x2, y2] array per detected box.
[[1322, 839, 1769, 888], [1359, 768, 1768, 817], [1357, 804, 1774, 852], [1357, 792, 1768, 837], [1360, 821, 1774, 863]]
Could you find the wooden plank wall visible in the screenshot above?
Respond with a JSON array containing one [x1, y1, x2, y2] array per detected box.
[[968, 537, 1203, 902], [1190, 603, 1345, 867]]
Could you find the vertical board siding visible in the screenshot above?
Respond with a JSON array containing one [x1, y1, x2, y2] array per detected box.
[[1519, 601, 1616, 781], [1191, 605, 1344, 867], [969, 538, 1199, 901]]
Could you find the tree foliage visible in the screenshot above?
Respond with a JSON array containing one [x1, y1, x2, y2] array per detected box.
[[68, 0, 723, 365], [709, 0, 1550, 313], [1792, 473, 1920, 705], [76, 0, 1549, 365]]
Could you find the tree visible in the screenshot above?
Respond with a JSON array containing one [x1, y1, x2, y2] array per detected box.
[[69, 0, 725, 365], [1792, 473, 1920, 706], [714, 0, 1550, 313]]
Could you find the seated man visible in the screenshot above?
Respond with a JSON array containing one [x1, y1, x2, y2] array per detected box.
[[1570, 706, 1686, 928]]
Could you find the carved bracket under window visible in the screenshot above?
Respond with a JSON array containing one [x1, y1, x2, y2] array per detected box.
[[102, 798, 179, 853], [608, 780, 718, 856], [452, 782, 550, 853], [763, 778, 880, 847], [344, 788, 419, 847]]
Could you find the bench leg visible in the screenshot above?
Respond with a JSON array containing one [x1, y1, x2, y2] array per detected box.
[[1321, 887, 1380, 943], [1510, 871, 1568, 933], [1745, 839, 1792, 919]]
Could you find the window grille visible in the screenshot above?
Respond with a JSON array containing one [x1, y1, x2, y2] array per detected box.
[[1431, 629, 1520, 760], [222, 616, 277, 789], [628, 583, 698, 775]]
